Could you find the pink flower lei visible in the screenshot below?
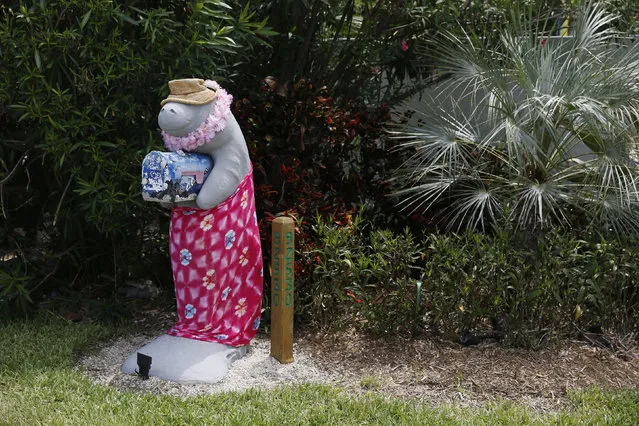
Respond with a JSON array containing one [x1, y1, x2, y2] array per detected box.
[[161, 80, 233, 152]]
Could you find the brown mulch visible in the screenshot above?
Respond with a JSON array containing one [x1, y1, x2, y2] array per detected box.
[[298, 331, 639, 409]]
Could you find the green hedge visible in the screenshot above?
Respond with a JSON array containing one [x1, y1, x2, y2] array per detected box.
[[423, 230, 639, 346], [307, 217, 639, 346]]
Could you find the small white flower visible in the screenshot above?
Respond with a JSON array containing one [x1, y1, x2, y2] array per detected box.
[[238, 247, 249, 266], [240, 191, 248, 208], [202, 269, 216, 290], [235, 298, 247, 317], [200, 214, 214, 231]]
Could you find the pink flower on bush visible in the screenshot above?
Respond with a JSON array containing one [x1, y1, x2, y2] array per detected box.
[[401, 40, 409, 52]]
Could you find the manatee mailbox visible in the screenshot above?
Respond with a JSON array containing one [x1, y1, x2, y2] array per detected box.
[[122, 78, 263, 384]]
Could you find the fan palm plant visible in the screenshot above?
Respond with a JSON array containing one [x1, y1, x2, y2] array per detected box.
[[390, 2, 639, 237]]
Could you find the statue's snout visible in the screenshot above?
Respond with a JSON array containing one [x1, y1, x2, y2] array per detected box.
[[159, 102, 211, 137]]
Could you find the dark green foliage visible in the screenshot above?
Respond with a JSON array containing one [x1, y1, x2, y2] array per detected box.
[[237, 78, 397, 221], [0, 0, 270, 316], [537, 230, 639, 335], [309, 212, 424, 335], [306, 218, 639, 345], [424, 229, 639, 346], [422, 232, 528, 338], [3, 0, 637, 345], [244, 0, 426, 106], [0, 260, 33, 320]]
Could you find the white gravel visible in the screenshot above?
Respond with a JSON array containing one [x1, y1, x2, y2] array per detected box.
[[76, 333, 343, 396]]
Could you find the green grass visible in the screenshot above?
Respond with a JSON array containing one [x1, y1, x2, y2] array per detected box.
[[1, 316, 638, 425]]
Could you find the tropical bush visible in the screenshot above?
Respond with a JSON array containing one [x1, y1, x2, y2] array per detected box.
[[246, 0, 639, 106], [305, 217, 639, 345], [390, 2, 639, 238], [234, 78, 407, 309], [307, 212, 424, 335], [426, 228, 639, 347], [0, 0, 270, 317]]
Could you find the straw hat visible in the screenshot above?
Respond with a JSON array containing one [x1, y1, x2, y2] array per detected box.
[[160, 78, 218, 106]]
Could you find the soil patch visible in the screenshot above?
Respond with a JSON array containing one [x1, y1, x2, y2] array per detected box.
[[301, 331, 639, 411]]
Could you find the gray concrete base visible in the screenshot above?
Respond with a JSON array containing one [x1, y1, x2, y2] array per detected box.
[[121, 334, 247, 384]]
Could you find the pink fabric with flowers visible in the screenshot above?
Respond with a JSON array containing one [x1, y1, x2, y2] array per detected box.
[[167, 167, 263, 346]]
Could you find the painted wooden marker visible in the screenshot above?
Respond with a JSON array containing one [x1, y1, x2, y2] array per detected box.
[[270, 216, 295, 363]]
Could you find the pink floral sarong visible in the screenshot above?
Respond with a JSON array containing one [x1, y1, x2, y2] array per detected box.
[[167, 167, 263, 346]]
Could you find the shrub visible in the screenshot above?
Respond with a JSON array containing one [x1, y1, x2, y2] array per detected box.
[[0, 0, 270, 316], [423, 229, 639, 346], [236, 77, 399, 220], [308, 212, 424, 335], [389, 2, 639, 238], [239, 1, 638, 109], [234, 78, 407, 318], [303, 217, 639, 345], [421, 232, 528, 337], [537, 230, 639, 335]]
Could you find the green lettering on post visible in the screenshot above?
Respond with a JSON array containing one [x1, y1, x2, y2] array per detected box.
[[271, 217, 295, 363]]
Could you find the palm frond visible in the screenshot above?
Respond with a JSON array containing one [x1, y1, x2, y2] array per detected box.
[[444, 185, 503, 232], [389, 1, 639, 237], [508, 181, 569, 229]]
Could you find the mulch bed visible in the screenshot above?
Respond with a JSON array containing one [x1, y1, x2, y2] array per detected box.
[[88, 302, 639, 411], [300, 331, 639, 410]]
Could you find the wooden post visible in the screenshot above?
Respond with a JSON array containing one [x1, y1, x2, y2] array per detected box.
[[270, 216, 295, 363]]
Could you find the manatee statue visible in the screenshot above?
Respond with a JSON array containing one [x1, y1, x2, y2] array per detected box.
[[122, 79, 263, 383]]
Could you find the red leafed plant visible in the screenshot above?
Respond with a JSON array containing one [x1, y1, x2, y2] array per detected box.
[[234, 77, 402, 318]]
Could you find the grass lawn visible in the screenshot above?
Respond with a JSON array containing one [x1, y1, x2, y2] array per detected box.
[[0, 316, 638, 425]]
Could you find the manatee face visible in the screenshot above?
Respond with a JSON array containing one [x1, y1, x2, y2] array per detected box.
[[158, 102, 213, 137]]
